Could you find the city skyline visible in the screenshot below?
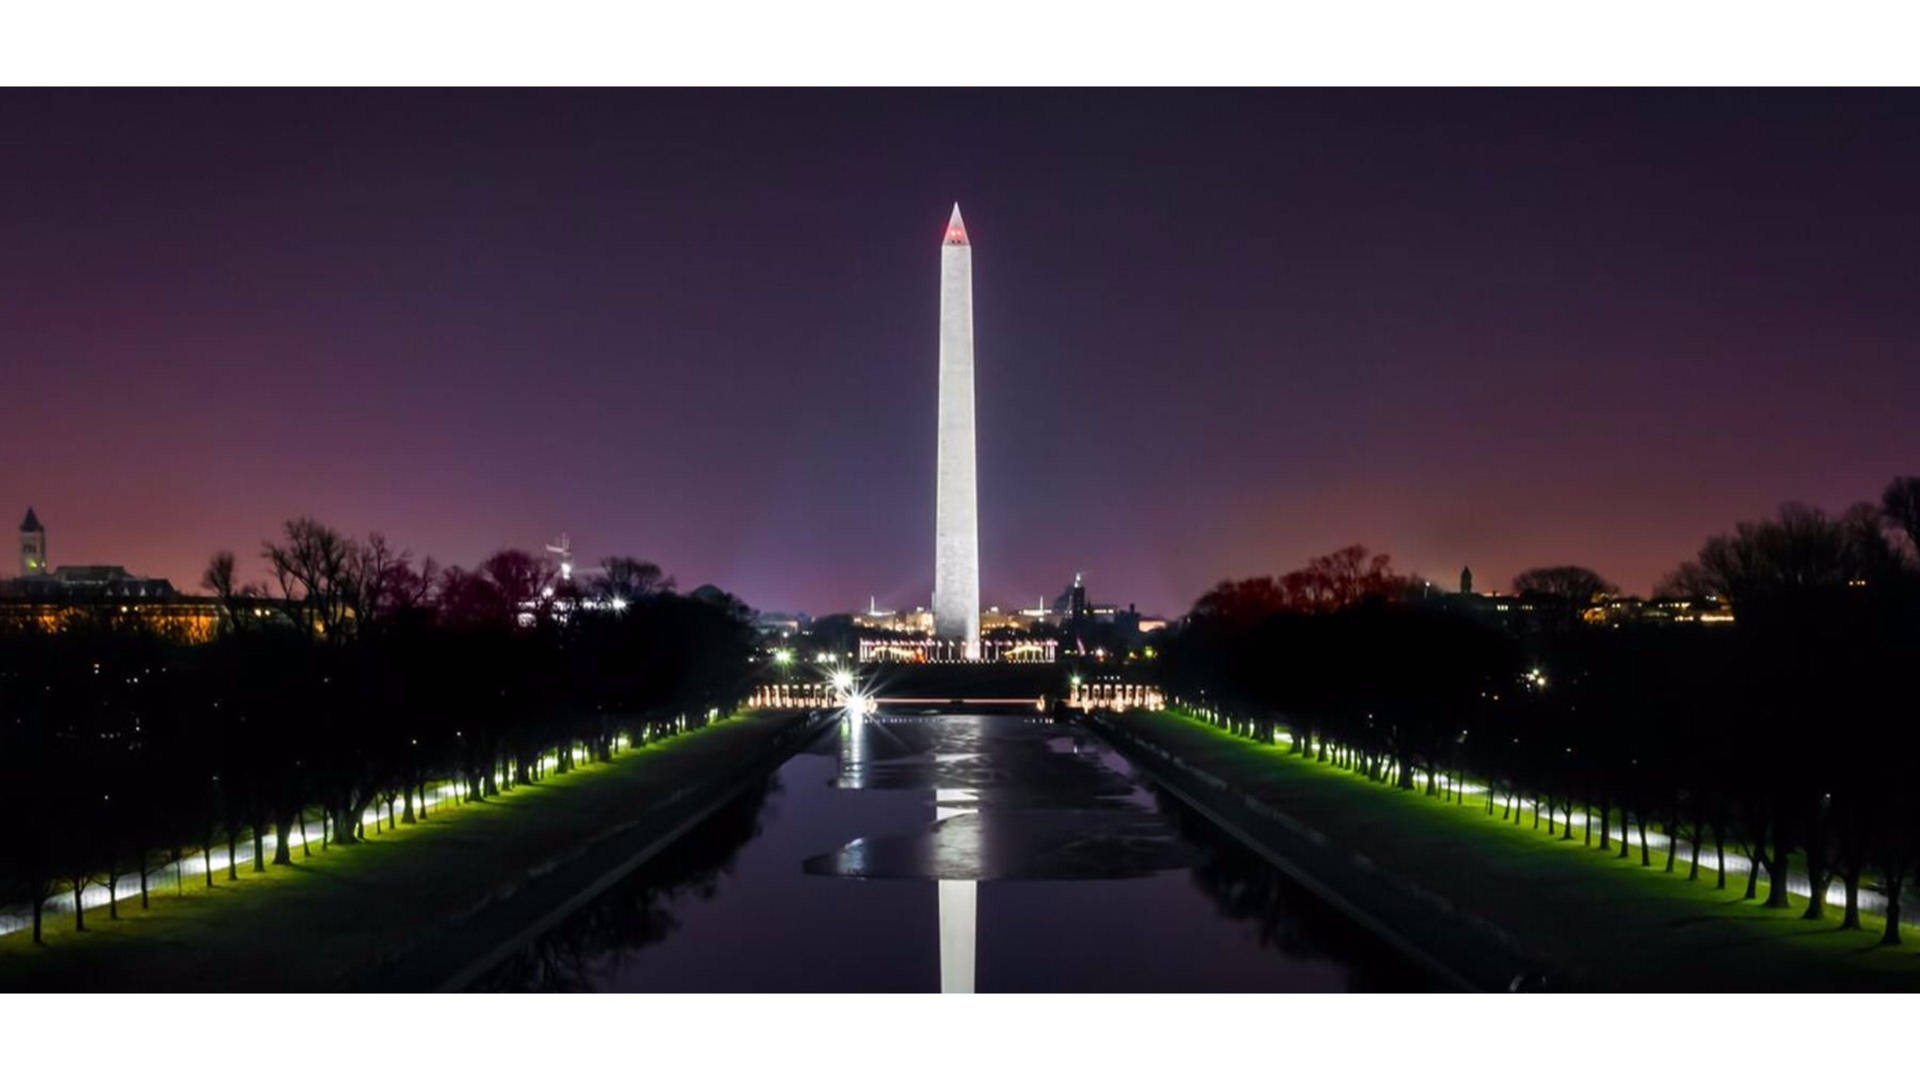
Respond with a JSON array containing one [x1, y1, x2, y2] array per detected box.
[[3, 90, 1917, 616]]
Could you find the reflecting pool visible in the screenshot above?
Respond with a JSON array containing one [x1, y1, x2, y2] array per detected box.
[[476, 713, 1427, 992]]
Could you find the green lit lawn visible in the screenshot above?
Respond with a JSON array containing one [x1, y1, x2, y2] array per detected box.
[[0, 711, 810, 991], [1121, 708, 1920, 990]]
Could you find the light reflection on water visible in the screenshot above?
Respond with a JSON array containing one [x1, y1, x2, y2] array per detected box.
[[475, 712, 1427, 992]]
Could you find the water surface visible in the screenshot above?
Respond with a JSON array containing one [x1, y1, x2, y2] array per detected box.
[[477, 712, 1426, 991]]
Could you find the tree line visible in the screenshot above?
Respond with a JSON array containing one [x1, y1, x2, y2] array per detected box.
[[1158, 477, 1920, 943], [0, 518, 759, 944]]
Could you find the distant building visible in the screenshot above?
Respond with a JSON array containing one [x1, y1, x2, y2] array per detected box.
[[858, 635, 1055, 664], [5, 563, 181, 600], [854, 601, 934, 635], [843, 572, 1161, 664], [753, 610, 806, 636], [1583, 594, 1734, 626], [2, 509, 219, 640], [1440, 562, 1732, 630], [1047, 573, 1161, 656], [19, 507, 46, 576]]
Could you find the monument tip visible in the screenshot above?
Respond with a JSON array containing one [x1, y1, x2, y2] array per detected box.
[[944, 203, 969, 246]]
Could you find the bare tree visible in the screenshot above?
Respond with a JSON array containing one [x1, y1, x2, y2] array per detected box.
[[262, 517, 363, 642], [353, 532, 437, 625], [480, 549, 559, 626], [596, 556, 672, 604], [1882, 476, 1920, 555], [1693, 502, 1897, 610], [1653, 560, 1719, 600], [201, 550, 263, 634], [1511, 565, 1616, 604]]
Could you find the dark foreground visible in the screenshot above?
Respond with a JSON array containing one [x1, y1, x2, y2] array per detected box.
[[475, 711, 1427, 991]]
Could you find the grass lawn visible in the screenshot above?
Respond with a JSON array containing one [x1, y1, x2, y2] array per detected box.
[[0, 710, 813, 991], [1116, 708, 1920, 991]]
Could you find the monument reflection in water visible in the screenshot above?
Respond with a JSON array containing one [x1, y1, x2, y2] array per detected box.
[[842, 711, 980, 992], [476, 712, 1424, 992]]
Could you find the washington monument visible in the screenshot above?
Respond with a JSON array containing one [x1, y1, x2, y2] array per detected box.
[[933, 203, 980, 654]]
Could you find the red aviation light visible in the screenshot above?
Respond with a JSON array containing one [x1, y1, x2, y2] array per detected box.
[[943, 205, 970, 245]]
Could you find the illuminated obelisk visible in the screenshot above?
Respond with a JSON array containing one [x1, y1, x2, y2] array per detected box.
[[933, 203, 980, 657]]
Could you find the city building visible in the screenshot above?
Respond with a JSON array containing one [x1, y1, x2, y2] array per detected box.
[[19, 507, 46, 576], [1440, 565, 1733, 630], [1, 508, 222, 640]]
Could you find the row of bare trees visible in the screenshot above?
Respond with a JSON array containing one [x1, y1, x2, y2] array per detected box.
[[0, 518, 757, 944], [1160, 477, 1920, 944]]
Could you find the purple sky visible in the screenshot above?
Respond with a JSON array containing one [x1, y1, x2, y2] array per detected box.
[[3, 90, 1916, 616]]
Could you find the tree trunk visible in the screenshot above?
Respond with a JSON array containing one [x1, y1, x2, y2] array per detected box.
[[31, 894, 43, 944], [1764, 841, 1792, 909], [203, 828, 214, 888], [226, 831, 239, 881], [1743, 846, 1761, 900], [331, 803, 359, 845], [1638, 817, 1650, 867], [272, 818, 293, 866], [1880, 871, 1904, 946], [1839, 870, 1860, 930], [403, 785, 416, 825], [252, 817, 266, 872], [1598, 802, 1611, 851], [1802, 864, 1826, 920], [1800, 815, 1828, 919], [72, 879, 85, 931], [106, 854, 118, 919]]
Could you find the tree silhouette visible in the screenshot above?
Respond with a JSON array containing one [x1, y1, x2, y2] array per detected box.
[[0, 518, 760, 939], [1159, 483, 1920, 944]]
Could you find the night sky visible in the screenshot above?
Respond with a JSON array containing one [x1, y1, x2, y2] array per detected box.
[[3, 89, 1916, 617]]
